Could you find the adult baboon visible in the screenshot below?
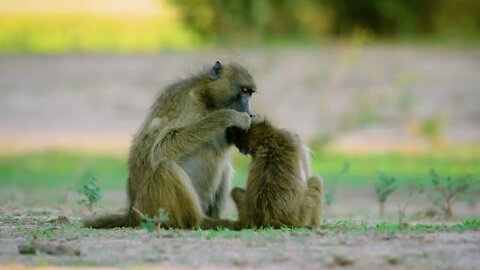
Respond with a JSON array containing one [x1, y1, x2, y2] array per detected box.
[[83, 61, 256, 229], [227, 116, 323, 229]]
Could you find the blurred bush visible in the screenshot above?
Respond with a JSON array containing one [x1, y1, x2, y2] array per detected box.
[[0, 0, 478, 53], [171, 0, 480, 43]]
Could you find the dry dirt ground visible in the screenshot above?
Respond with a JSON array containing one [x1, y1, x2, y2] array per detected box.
[[1, 204, 479, 270]]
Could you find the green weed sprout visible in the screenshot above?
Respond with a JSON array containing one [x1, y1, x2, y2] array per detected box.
[[375, 172, 397, 218], [430, 169, 473, 218], [133, 207, 170, 236], [397, 184, 423, 231], [325, 191, 336, 206], [324, 161, 349, 206], [77, 176, 102, 211]]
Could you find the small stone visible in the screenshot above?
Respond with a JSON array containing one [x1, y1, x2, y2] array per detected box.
[[386, 256, 403, 265], [332, 254, 355, 266]]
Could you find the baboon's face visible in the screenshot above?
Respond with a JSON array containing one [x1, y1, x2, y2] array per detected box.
[[208, 61, 256, 115], [227, 68, 255, 116]]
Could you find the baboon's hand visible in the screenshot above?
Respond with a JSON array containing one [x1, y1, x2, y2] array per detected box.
[[229, 111, 251, 130], [250, 113, 264, 124], [230, 187, 246, 205], [231, 187, 246, 197], [213, 109, 251, 130]]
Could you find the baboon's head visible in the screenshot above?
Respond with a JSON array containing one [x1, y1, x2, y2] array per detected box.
[[200, 61, 256, 115]]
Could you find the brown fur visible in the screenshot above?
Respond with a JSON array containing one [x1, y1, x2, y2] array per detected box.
[[227, 116, 323, 229], [83, 61, 256, 229]]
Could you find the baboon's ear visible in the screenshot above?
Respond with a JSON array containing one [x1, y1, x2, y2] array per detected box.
[[209, 61, 223, 80]]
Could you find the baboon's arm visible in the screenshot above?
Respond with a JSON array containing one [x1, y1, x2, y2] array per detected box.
[[150, 109, 250, 165]]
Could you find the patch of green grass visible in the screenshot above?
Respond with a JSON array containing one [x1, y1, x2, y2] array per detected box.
[[8, 214, 480, 243], [0, 150, 127, 190], [10, 219, 141, 240], [319, 218, 480, 233], [187, 227, 310, 240], [0, 148, 478, 197], [310, 150, 480, 187], [234, 148, 479, 188], [190, 219, 480, 237], [0, 14, 200, 53], [0, 214, 15, 222]]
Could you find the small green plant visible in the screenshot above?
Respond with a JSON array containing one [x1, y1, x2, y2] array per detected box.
[[375, 172, 397, 218], [397, 184, 423, 231], [429, 169, 473, 219], [324, 191, 336, 206], [420, 116, 444, 145], [133, 207, 170, 236], [462, 218, 480, 230], [397, 201, 408, 232], [324, 161, 349, 206], [1, 214, 15, 222], [77, 176, 102, 211]]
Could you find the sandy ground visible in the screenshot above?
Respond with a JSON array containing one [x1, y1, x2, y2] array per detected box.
[[0, 47, 479, 154], [0, 206, 479, 270], [1, 188, 479, 269]]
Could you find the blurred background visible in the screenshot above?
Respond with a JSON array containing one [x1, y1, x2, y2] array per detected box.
[[0, 0, 479, 218]]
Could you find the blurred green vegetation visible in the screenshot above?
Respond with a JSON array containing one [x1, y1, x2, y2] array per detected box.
[[170, 0, 480, 43], [0, 148, 478, 193], [0, 14, 200, 53], [0, 0, 479, 53], [0, 151, 127, 190]]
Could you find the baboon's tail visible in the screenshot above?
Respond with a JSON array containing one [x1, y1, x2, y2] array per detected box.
[[82, 211, 139, 229]]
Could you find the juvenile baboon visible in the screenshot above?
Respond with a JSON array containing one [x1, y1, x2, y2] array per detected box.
[[83, 61, 256, 229], [226, 116, 323, 229]]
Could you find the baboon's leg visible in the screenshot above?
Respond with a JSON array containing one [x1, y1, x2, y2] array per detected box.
[[303, 175, 324, 227], [231, 187, 246, 217], [132, 162, 204, 229], [230, 187, 247, 230], [206, 163, 232, 218]]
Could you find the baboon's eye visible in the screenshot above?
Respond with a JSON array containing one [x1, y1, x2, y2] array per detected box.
[[241, 87, 253, 94]]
